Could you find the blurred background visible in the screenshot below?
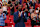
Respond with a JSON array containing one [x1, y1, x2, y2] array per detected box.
[[0, 0, 40, 27]]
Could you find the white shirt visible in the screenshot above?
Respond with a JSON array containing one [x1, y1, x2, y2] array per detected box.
[[19, 11, 22, 16], [29, 9, 34, 13], [2, 6, 7, 11]]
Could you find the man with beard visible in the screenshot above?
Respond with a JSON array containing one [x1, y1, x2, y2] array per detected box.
[[14, 4, 27, 27]]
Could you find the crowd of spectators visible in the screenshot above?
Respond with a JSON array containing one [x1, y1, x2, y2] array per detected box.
[[0, 0, 40, 27]]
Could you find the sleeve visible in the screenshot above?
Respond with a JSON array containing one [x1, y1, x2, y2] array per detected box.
[[4, 14, 6, 20], [14, 13, 21, 23], [23, 13, 27, 22]]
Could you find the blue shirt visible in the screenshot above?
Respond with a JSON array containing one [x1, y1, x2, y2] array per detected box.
[[14, 11, 27, 27], [0, 13, 6, 26]]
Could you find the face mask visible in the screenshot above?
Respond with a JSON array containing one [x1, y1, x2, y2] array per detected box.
[[36, 10, 39, 13]]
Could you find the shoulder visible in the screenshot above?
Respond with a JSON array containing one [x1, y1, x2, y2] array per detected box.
[[14, 12, 17, 15]]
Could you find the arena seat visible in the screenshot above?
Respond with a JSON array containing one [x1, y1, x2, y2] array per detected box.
[[0, 26, 2, 27], [10, 15, 13, 18], [6, 15, 9, 20], [5, 15, 10, 23], [10, 15, 13, 22], [25, 26, 31, 27], [34, 25, 40, 27], [5, 20, 10, 23], [25, 19, 31, 25], [4, 26, 12, 27]]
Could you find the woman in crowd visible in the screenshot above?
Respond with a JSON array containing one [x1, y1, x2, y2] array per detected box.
[[0, 8, 6, 27], [2, 2, 7, 15], [29, 6, 34, 13], [38, 12, 40, 25], [31, 10, 37, 27]]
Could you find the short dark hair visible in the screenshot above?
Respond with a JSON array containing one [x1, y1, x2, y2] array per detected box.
[[8, 1, 11, 4]]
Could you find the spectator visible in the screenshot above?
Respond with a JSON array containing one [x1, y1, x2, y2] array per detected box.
[[24, 9, 28, 19], [0, 8, 6, 27], [14, 5, 27, 27], [0, 0, 40, 27], [31, 0, 35, 9], [10, 1, 15, 15], [29, 6, 34, 13], [2, 3, 7, 15], [8, 0, 11, 7], [31, 10, 37, 27]]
